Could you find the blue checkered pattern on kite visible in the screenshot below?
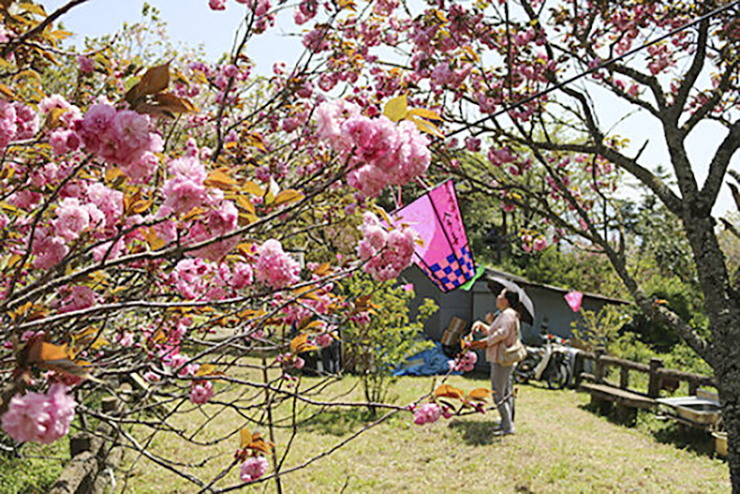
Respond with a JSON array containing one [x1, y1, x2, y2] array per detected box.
[[429, 253, 467, 291], [418, 261, 444, 291], [425, 246, 476, 292], [459, 245, 474, 277]]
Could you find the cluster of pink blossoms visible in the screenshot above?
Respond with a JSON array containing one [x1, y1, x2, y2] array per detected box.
[[31, 179, 124, 270], [240, 456, 269, 483], [190, 381, 215, 405], [58, 285, 98, 314], [159, 154, 241, 260], [255, 239, 301, 289], [1, 384, 76, 444], [357, 213, 416, 282], [171, 259, 253, 300], [413, 403, 441, 425], [452, 350, 478, 372], [521, 235, 548, 253], [314, 100, 431, 198], [209, 0, 274, 32], [0, 99, 37, 149], [76, 103, 162, 181]]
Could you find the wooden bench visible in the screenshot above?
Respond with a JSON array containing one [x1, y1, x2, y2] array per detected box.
[[580, 381, 657, 422]]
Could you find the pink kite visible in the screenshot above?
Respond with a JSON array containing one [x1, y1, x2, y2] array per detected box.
[[387, 180, 475, 292], [565, 290, 583, 312]]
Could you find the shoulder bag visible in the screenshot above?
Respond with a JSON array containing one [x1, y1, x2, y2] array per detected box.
[[498, 318, 526, 366]]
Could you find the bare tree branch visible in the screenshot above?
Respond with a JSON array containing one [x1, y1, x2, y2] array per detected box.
[[699, 119, 740, 214]]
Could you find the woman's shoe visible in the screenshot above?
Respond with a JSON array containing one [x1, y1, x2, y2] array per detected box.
[[492, 428, 515, 437]]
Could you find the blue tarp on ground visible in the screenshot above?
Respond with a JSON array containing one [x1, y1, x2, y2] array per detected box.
[[394, 341, 461, 376]]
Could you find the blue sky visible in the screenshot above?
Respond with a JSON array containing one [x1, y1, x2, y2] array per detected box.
[[44, 0, 304, 69], [42, 0, 738, 218]]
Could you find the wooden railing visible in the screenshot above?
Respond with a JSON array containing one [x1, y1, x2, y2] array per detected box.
[[575, 346, 716, 399]]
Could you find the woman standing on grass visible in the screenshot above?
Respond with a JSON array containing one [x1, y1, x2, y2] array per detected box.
[[472, 287, 522, 436]]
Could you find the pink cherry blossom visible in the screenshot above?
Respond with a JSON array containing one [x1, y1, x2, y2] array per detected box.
[[240, 456, 269, 483], [55, 198, 90, 241], [190, 381, 214, 405], [91, 238, 125, 262], [231, 262, 254, 289], [77, 105, 154, 166], [76, 104, 116, 152], [532, 238, 547, 252], [255, 239, 301, 289], [32, 235, 69, 270], [413, 403, 441, 425], [77, 55, 94, 74], [173, 258, 211, 299], [59, 286, 98, 314], [86, 183, 123, 228], [123, 151, 159, 182], [49, 129, 81, 155], [1, 384, 76, 444], [455, 350, 478, 372], [315, 332, 333, 348], [162, 177, 207, 214], [0, 100, 18, 149], [357, 213, 416, 282]]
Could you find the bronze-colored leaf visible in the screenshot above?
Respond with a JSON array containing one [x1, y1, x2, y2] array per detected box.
[[18, 2, 45, 16], [235, 195, 256, 215], [125, 62, 171, 105], [409, 116, 445, 139], [248, 435, 274, 455], [195, 364, 216, 377], [407, 107, 443, 121], [468, 388, 492, 401], [313, 262, 332, 276], [273, 189, 304, 207], [242, 180, 264, 197], [290, 333, 317, 354], [146, 227, 166, 251], [133, 92, 198, 118], [38, 342, 69, 362], [204, 170, 237, 191], [384, 94, 408, 122], [0, 83, 15, 100], [42, 359, 100, 382], [434, 384, 465, 400], [240, 427, 253, 448]]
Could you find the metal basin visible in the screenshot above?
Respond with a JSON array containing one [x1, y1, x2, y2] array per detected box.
[[713, 432, 728, 458], [657, 396, 722, 427]]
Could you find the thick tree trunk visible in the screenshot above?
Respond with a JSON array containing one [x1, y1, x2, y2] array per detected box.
[[718, 365, 740, 492], [682, 213, 740, 491]]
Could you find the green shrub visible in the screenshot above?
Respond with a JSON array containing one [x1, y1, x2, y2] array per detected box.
[[340, 274, 438, 415]]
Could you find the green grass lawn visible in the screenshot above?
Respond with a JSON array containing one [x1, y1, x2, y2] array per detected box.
[[113, 370, 729, 494], [0, 440, 67, 494]]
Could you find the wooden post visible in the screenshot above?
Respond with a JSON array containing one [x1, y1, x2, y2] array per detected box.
[[620, 365, 630, 390], [648, 358, 664, 398], [573, 351, 585, 387], [616, 403, 637, 425], [688, 378, 698, 396], [594, 346, 606, 384]]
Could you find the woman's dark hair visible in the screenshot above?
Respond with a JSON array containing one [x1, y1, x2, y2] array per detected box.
[[487, 279, 520, 309], [503, 289, 519, 308]]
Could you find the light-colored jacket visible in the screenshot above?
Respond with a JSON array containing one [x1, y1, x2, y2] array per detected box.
[[484, 308, 520, 364]]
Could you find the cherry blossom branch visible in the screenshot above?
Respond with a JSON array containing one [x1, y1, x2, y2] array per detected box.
[[1, 0, 91, 58]]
